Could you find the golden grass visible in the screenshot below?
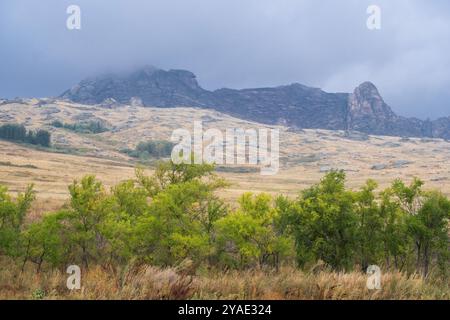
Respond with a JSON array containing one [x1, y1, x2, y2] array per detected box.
[[1, 259, 448, 300]]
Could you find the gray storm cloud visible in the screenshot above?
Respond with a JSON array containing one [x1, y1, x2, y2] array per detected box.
[[0, 0, 449, 119]]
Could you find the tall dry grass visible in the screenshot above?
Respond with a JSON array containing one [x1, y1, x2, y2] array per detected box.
[[0, 258, 448, 300]]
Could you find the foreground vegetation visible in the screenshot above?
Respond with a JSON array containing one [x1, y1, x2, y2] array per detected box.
[[0, 160, 449, 299], [1, 261, 447, 300]]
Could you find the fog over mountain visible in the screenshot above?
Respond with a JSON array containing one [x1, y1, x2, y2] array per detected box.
[[1, 0, 450, 119]]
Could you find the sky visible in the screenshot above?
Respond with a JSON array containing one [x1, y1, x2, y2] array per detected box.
[[0, 0, 449, 119]]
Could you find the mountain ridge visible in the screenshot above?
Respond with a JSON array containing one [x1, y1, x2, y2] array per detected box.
[[60, 66, 450, 139]]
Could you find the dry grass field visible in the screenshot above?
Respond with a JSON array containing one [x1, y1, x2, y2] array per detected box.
[[1, 99, 450, 208], [0, 257, 448, 300]]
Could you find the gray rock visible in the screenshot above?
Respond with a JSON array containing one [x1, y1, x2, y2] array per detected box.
[[371, 164, 387, 170], [343, 130, 369, 141], [431, 176, 447, 182], [40, 106, 61, 115], [392, 160, 413, 168], [296, 153, 325, 164], [380, 141, 401, 148], [72, 112, 94, 121], [0, 98, 26, 105], [130, 97, 144, 107], [0, 113, 14, 121], [100, 98, 122, 109]]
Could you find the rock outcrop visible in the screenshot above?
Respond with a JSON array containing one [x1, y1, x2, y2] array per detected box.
[[346, 82, 432, 137], [61, 66, 450, 139]]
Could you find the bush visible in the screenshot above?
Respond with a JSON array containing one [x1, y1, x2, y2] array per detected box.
[[278, 171, 450, 276], [280, 171, 358, 271], [122, 140, 175, 160], [215, 193, 294, 269], [0, 167, 448, 279], [0, 184, 35, 258], [51, 120, 108, 134]]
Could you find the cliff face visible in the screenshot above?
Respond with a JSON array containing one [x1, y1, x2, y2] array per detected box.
[[61, 67, 450, 139], [346, 82, 432, 137], [61, 66, 211, 107], [209, 84, 349, 130], [347, 81, 397, 133]]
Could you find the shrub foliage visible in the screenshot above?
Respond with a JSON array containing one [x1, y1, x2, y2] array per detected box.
[[121, 140, 175, 160], [0, 165, 448, 278]]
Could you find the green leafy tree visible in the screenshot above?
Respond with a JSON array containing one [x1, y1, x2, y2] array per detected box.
[[0, 184, 35, 258], [1, 162, 447, 278], [132, 161, 224, 267], [378, 187, 412, 271], [216, 193, 294, 269], [100, 180, 150, 265], [288, 171, 358, 271], [354, 180, 384, 271], [0, 123, 26, 141], [408, 191, 450, 277], [64, 176, 111, 268], [22, 212, 68, 272], [35, 129, 51, 147], [137, 180, 212, 265]]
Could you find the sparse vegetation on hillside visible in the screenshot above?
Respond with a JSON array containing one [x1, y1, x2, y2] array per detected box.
[[51, 120, 108, 134], [0, 123, 51, 147], [121, 140, 175, 160], [0, 161, 448, 299]]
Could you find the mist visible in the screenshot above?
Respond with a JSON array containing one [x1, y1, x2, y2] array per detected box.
[[0, 0, 449, 119]]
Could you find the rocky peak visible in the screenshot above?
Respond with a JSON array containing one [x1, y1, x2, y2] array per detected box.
[[355, 81, 379, 95], [61, 66, 207, 106], [129, 66, 201, 90], [346, 82, 399, 134], [348, 82, 395, 118]]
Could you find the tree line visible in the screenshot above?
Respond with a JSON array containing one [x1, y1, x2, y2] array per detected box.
[[0, 161, 448, 278], [51, 120, 108, 134], [0, 123, 51, 147]]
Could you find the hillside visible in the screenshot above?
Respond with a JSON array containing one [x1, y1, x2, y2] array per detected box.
[[1, 99, 450, 207]]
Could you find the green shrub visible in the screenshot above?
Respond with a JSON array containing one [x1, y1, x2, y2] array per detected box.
[[51, 120, 108, 134], [122, 140, 175, 160], [0, 165, 448, 279], [0, 184, 35, 258], [215, 193, 294, 269]]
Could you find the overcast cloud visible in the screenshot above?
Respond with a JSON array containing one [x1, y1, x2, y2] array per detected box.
[[0, 0, 449, 119]]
